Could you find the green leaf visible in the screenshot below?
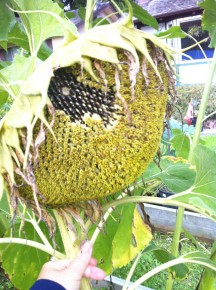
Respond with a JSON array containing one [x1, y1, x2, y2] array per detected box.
[[143, 157, 196, 193], [8, 0, 77, 55], [6, 22, 52, 61], [0, 54, 35, 97], [144, 242, 189, 280], [156, 26, 186, 39], [0, 175, 3, 201], [90, 204, 152, 274], [126, 0, 158, 30], [0, 0, 16, 42], [38, 42, 52, 60], [199, 0, 216, 48], [198, 246, 216, 290], [78, 7, 86, 21], [0, 221, 50, 290], [170, 145, 216, 220], [170, 129, 190, 159], [65, 11, 76, 19], [0, 190, 11, 236], [182, 229, 210, 254], [0, 90, 9, 107], [183, 251, 216, 272]]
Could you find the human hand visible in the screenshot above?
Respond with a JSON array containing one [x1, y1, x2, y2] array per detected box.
[[37, 241, 106, 290]]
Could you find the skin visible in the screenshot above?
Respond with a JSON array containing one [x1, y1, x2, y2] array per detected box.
[[37, 241, 106, 290]]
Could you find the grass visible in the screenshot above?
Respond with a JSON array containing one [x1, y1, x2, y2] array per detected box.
[[113, 231, 213, 290]]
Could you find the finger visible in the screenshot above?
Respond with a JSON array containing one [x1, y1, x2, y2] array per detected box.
[[68, 240, 92, 279], [84, 265, 106, 280], [90, 257, 97, 267], [42, 259, 72, 271]]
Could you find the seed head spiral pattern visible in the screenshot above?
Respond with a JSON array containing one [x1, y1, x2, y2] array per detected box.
[[19, 53, 169, 206]]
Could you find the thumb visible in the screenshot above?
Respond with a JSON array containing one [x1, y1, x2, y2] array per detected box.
[[69, 241, 92, 279]]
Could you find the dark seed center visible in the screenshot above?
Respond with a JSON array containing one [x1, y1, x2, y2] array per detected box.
[[48, 68, 119, 127]]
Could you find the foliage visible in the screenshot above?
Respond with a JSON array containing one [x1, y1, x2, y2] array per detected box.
[[199, 0, 216, 48], [0, 222, 50, 290], [202, 135, 216, 150], [113, 232, 213, 290], [143, 156, 196, 193], [0, 97, 13, 120], [90, 204, 152, 274], [168, 145, 216, 220]]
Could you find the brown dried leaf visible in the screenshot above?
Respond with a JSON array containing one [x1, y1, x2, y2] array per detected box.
[[124, 51, 139, 102], [114, 64, 132, 124], [94, 60, 108, 94], [142, 57, 150, 87]]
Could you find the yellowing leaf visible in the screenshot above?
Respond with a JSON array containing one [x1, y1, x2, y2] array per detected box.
[[91, 204, 152, 275], [131, 208, 152, 256], [112, 207, 152, 269], [0, 138, 15, 183]]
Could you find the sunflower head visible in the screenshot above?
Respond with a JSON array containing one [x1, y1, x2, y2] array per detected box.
[[0, 2, 175, 208]]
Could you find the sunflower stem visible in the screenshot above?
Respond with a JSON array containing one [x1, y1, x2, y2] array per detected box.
[[30, 218, 54, 250], [53, 209, 78, 258], [85, 0, 95, 31], [165, 206, 185, 290], [53, 209, 92, 290], [102, 195, 208, 218], [90, 206, 114, 244], [0, 237, 65, 259]]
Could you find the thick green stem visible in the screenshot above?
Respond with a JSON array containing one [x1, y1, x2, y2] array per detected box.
[[171, 207, 185, 257], [53, 209, 78, 258], [30, 218, 54, 250], [165, 207, 185, 290], [53, 210, 92, 290], [102, 195, 208, 218], [85, 0, 95, 31], [188, 48, 216, 163], [0, 237, 65, 259]]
